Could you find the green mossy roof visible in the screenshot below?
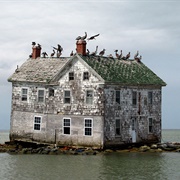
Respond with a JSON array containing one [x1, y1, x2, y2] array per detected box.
[[81, 55, 166, 86]]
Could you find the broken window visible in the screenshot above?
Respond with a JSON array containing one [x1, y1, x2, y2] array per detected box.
[[84, 119, 93, 136], [148, 91, 153, 105], [115, 90, 120, 104], [63, 118, 70, 135], [69, 72, 74, 81], [34, 116, 41, 130], [22, 88, 28, 101], [149, 118, 153, 133], [64, 90, 71, 104], [132, 91, 137, 105], [49, 88, 54, 97], [83, 72, 89, 80], [38, 89, 44, 102], [86, 90, 93, 104], [115, 119, 121, 136]]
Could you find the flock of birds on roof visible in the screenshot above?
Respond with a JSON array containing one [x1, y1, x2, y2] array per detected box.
[[30, 32, 142, 61]]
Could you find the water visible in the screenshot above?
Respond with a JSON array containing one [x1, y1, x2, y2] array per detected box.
[[0, 130, 180, 180]]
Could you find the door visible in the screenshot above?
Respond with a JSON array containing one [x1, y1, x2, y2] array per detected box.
[[131, 118, 137, 143]]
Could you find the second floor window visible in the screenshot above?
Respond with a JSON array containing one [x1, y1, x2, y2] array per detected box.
[[148, 91, 153, 105], [64, 90, 71, 104], [132, 91, 137, 105], [69, 72, 74, 81], [115, 90, 120, 104], [22, 88, 28, 101], [38, 90, 44, 102], [86, 90, 93, 104], [83, 72, 89, 80]]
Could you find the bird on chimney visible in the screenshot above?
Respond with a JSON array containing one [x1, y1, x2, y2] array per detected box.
[[51, 50, 55, 57], [90, 46, 98, 56], [99, 49, 106, 56], [70, 50, 74, 56], [76, 32, 87, 41], [87, 34, 100, 41], [32, 42, 36, 47], [37, 44, 41, 49]]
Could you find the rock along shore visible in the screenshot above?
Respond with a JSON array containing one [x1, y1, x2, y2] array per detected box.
[[0, 142, 180, 155]]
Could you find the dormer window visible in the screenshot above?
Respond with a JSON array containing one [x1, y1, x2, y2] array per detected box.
[[69, 72, 74, 81], [83, 72, 89, 80]]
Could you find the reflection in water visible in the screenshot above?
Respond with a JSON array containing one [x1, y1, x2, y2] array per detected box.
[[0, 152, 180, 180]]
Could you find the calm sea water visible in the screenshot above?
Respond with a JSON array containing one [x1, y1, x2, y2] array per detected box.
[[0, 129, 180, 180]]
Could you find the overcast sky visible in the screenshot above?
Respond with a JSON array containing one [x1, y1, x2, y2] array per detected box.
[[0, 0, 180, 130]]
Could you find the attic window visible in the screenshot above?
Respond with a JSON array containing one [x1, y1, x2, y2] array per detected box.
[[64, 90, 71, 104], [21, 88, 28, 101], [83, 72, 89, 80], [69, 72, 74, 81]]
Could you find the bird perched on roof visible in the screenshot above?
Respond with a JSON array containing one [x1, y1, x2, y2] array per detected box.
[[134, 51, 139, 59], [86, 49, 90, 56], [125, 52, 130, 60], [99, 49, 106, 56], [114, 50, 119, 59], [42, 52, 48, 58], [108, 54, 114, 59], [87, 34, 100, 41], [70, 50, 74, 56], [51, 50, 55, 57], [76, 32, 87, 41], [118, 50, 123, 60], [52, 44, 63, 57], [90, 46, 98, 56]]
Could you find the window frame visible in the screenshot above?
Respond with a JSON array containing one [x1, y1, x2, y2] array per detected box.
[[21, 88, 28, 102], [115, 90, 121, 104], [148, 117, 153, 133], [132, 91, 137, 106], [34, 116, 42, 131], [63, 118, 71, 135], [38, 89, 45, 103], [84, 118, 93, 136], [115, 118, 121, 136], [64, 90, 71, 104], [86, 90, 93, 105], [69, 72, 74, 81], [83, 72, 89, 80]]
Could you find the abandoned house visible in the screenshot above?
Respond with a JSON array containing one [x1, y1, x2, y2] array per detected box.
[[8, 35, 166, 148]]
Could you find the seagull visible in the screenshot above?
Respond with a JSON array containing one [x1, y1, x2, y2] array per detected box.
[[99, 49, 105, 56], [87, 34, 100, 41], [76, 32, 87, 41]]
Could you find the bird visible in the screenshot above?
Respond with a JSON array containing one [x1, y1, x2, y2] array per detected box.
[[76, 32, 87, 41], [99, 49, 106, 56], [114, 50, 119, 58], [42, 52, 48, 58], [125, 52, 130, 60], [90, 46, 98, 56], [134, 51, 139, 59], [52, 44, 63, 57], [86, 49, 90, 55], [37, 44, 41, 49], [51, 50, 55, 57], [87, 34, 100, 41], [118, 50, 123, 60], [70, 50, 73, 56], [108, 54, 114, 59], [32, 42, 36, 46]]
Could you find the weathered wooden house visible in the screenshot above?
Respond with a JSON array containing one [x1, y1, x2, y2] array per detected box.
[[8, 38, 166, 148]]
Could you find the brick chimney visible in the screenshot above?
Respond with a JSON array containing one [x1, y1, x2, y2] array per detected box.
[[76, 40, 86, 56], [32, 45, 41, 59]]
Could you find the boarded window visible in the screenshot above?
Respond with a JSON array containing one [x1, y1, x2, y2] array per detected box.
[[86, 90, 93, 104], [69, 72, 74, 81], [83, 72, 89, 80], [64, 90, 71, 104], [63, 118, 70, 135], [84, 119, 93, 136], [38, 90, 44, 102], [34, 116, 41, 130], [22, 88, 28, 101], [116, 90, 120, 104]]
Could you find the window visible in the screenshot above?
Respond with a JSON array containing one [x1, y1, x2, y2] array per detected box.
[[115, 119, 121, 136], [38, 89, 44, 102], [69, 72, 74, 81], [84, 119, 93, 136], [34, 116, 41, 130], [22, 88, 28, 101], [49, 88, 54, 97], [115, 90, 120, 104], [63, 118, 70, 135], [83, 72, 89, 80], [132, 91, 137, 105], [86, 90, 93, 104], [149, 118, 153, 133], [148, 91, 153, 105], [64, 90, 71, 104]]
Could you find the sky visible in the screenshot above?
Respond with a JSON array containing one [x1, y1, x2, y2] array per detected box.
[[0, 0, 180, 130]]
